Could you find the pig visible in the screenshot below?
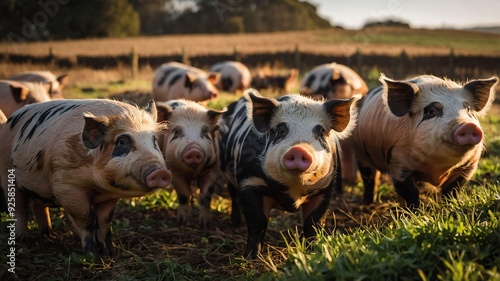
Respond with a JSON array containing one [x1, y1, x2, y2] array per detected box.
[[209, 61, 252, 94], [251, 68, 299, 93], [155, 99, 223, 229], [8, 71, 68, 100], [300, 63, 368, 100], [352, 74, 498, 208], [219, 89, 358, 259], [0, 80, 51, 118], [0, 99, 172, 255], [152, 62, 220, 102], [301, 63, 369, 186]]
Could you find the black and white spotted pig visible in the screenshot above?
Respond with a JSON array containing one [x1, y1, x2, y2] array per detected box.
[[300, 63, 368, 186], [352, 74, 498, 208], [219, 89, 358, 259], [0, 99, 172, 255], [8, 71, 68, 100], [153, 62, 220, 102], [300, 63, 368, 100], [209, 61, 252, 94], [156, 99, 223, 229], [0, 80, 51, 118]]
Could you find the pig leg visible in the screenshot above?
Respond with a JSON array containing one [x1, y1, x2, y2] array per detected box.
[[94, 199, 118, 256], [358, 162, 380, 205], [197, 172, 217, 230], [172, 178, 192, 225], [393, 175, 420, 209], [32, 201, 53, 236], [441, 176, 466, 199], [54, 186, 99, 254], [228, 183, 241, 226], [239, 188, 268, 259], [339, 139, 358, 187], [302, 190, 331, 240], [15, 188, 30, 241]]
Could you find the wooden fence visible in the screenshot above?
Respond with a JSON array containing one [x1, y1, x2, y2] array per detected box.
[[1, 47, 498, 81]]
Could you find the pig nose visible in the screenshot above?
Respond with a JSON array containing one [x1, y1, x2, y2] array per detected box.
[[283, 145, 313, 172], [183, 147, 204, 165], [453, 123, 483, 146], [144, 165, 172, 189], [211, 91, 218, 99]]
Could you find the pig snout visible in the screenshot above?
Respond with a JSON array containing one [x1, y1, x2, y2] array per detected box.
[[283, 145, 313, 172], [144, 165, 172, 189], [453, 123, 483, 146], [182, 145, 205, 165]]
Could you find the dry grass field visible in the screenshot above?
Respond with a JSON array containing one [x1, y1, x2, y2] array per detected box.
[[1, 27, 499, 58]]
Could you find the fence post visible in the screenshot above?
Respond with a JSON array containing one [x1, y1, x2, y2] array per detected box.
[[233, 45, 241, 62], [355, 48, 363, 73], [130, 46, 138, 80], [181, 47, 190, 65], [48, 47, 55, 67], [294, 44, 301, 70]]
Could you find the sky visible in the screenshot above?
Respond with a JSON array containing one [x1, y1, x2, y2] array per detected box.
[[311, 0, 500, 29]]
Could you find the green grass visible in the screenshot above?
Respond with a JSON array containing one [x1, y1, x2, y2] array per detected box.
[[259, 115, 500, 281], [318, 29, 500, 53], [63, 79, 151, 99]]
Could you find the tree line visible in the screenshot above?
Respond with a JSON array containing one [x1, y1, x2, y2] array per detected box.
[[1, 0, 335, 42]]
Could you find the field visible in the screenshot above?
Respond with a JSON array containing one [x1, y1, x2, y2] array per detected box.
[[1, 28, 500, 280]]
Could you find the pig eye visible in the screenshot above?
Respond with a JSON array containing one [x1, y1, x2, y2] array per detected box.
[[171, 127, 183, 141], [112, 135, 132, 157], [422, 102, 443, 121], [201, 126, 210, 139], [271, 122, 288, 143]]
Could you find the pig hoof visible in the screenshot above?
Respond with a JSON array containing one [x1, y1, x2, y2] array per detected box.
[[176, 205, 190, 225]]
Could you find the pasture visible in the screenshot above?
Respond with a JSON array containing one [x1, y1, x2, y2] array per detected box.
[[0, 28, 499, 280]]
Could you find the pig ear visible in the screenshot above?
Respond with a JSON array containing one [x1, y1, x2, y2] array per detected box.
[[382, 76, 419, 117], [324, 96, 358, 133], [245, 88, 279, 133], [82, 113, 109, 149], [208, 72, 221, 85], [144, 100, 158, 121], [185, 72, 196, 88], [57, 74, 69, 88], [207, 109, 225, 123], [10, 84, 29, 103], [155, 103, 173, 122], [332, 68, 341, 81], [464, 77, 499, 113]]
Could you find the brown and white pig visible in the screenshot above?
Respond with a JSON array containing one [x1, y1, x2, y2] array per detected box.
[[301, 63, 369, 186], [219, 89, 358, 259], [352, 74, 498, 208], [209, 61, 252, 94], [8, 71, 68, 100], [300, 63, 368, 100], [156, 99, 223, 230], [0, 99, 172, 255], [153, 62, 220, 102], [0, 80, 51, 117]]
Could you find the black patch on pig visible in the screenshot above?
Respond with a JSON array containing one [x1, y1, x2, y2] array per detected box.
[[8, 108, 29, 129], [20, 186, 58, 207], [276, 95, 291, 102], [112, 134, 133, 157], [421, 102, 443, 123], [35, 150, 44, 171], [270, 122, 289, 145], [221, 77, 233, 92], [303, 74, 316, 89], [169, 73, 182, 87], [386, 146, 394, 165], [313, 124, 330, 151], [20, 104, 81, 141], [201, 125, 210, 139], [363, 142, 375, 167], [86, 209, 98, 232], [157, 69, 175, 86], [168, 102, 181, 110]]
